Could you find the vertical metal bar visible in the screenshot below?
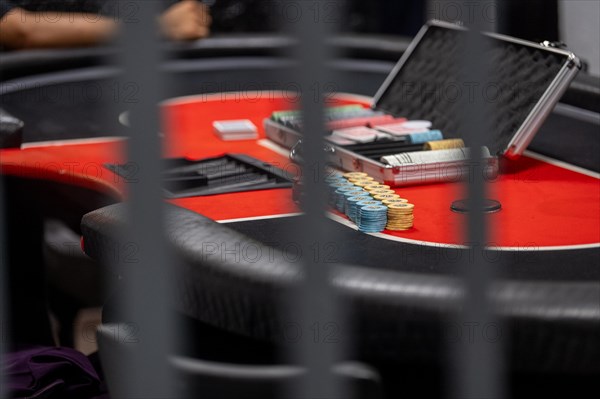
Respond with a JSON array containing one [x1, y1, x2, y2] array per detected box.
[[450, 1, 504, 398], [112, 1, 175, 397], [287, 1, 346, 398], [0, 175, 7, 399]]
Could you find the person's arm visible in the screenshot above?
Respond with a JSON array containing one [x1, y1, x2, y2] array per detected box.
[[0, 0, 211, 50], [0, 8, 118, 49]]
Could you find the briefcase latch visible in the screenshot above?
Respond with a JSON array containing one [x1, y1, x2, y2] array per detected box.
[[540, 40, 567, 49]]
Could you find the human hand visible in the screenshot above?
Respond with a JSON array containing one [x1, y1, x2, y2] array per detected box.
[[159, 0, 212, 41]]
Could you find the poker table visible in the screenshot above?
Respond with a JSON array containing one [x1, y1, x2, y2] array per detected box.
[[1, 35, 599, 392]]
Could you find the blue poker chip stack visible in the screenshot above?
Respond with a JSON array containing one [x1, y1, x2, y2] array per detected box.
[[325, 175, 346, 185], [335, 186, 362, 212], [407, 129, 443, 144], [356, 202, 388, 233], [346, 194, 372, 222], [340, 186, 365, 211], [328, 181, 353, 207], [334, 188, 348, 212]]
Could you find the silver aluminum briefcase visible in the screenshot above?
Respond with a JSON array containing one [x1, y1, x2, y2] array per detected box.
[[265, 20, 581, 186]]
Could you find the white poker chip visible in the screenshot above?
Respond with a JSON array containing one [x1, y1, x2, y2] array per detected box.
[[331, 127, 377, 143], [374, 131, 393, 140], [400, 120, 432, 130], [326, 135, 356, 145]]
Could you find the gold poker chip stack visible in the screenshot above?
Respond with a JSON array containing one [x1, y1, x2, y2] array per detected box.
[[386, 203, 415, 230], [423, 138, 465, 151], [373, 193, 400, 202], [349, 175, 374, 181], [350, 179, 371, 188], [382, 198, 408, 205], [369, 189, 396, 197], [364, 184, 390, 191], [343, 172, 368, 179]]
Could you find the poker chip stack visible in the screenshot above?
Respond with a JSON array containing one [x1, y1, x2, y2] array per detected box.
[[370, 189, 397, 198], [334, 188, 349, 212], [345, 193, 372, 222], [325, 170, 416, 232], [381, 198, 408, 206], [364, 184, 390, 192], [356, 203, 388, 233], [341, 172, 365, 179], [385, 203, 415, 231], [373, 193, 401, 203], [344, 173, 374, 187], [337, 186, 365, 213], [328, 181, 353, 208]]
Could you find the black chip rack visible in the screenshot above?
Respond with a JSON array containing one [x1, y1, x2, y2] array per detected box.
[[106, 154, 293, 199]]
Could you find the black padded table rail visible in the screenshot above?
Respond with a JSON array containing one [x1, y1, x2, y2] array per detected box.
[[227, 217, 600, 282], [0, 34, 409, 82], [0, 58, 390, 144], [1, 33, 596, 111], [81, 203, 600, 373]]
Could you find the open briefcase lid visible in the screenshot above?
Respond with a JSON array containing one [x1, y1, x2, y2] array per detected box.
[[372, 20, 581, 158]]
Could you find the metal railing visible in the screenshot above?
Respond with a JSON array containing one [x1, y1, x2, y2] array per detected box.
[[0, 1, 505, 398]]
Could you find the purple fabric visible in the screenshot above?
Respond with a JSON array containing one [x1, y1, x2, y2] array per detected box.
[[3, 346, 109, 399]]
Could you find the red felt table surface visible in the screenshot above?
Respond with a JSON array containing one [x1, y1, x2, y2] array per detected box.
[[376, 156, 600, 248], [1, 92, 598, 249]]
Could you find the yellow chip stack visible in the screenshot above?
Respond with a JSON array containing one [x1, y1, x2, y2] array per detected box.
[[343, 172, 368, 179], [369, 189, 396, 197], [364, 184, 390, 192], [352, 180, 375, 188], [348, 176, 374, 183], [386, 203, 415, 231], [373, 193, 400, 202], [382, 198, 408, 205], [423, 138, 465, 151]]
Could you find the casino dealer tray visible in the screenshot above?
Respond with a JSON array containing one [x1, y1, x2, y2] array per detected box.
[[264, 20, 581, 186], [106, 154, 293, 198]]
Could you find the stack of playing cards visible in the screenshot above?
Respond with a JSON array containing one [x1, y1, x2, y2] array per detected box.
[[213, 119, 258, 141]]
